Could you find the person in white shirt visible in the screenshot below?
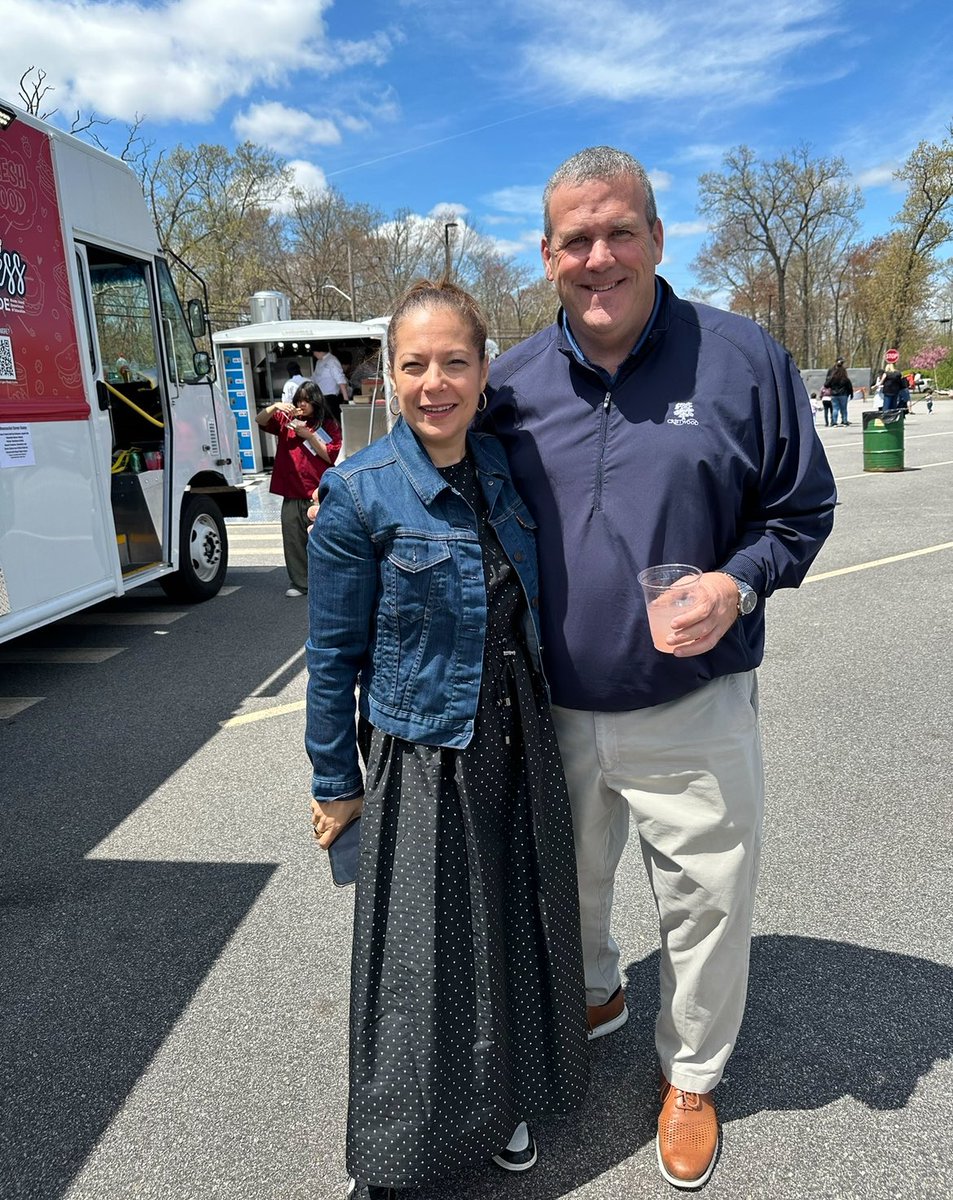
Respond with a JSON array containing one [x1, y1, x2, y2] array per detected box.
[[280, 361, 306, 404], [311, 346, 349, 419]]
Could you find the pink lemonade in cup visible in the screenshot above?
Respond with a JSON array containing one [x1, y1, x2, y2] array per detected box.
[[637, 564, 703, 654]]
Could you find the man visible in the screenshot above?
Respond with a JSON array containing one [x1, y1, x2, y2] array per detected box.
[[311, 345, 350, 420], [485, 147, 836, 1189], [280, 360, 306, 405]]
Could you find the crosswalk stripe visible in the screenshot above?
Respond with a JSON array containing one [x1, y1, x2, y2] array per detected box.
[[0, 647, 125, 664]]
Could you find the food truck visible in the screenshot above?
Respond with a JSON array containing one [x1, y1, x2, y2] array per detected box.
[[212, 313, 393, 471], [0, 99, 247, 644]]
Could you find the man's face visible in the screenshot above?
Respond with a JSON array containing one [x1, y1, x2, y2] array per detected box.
[[541, 175, 663, 368]]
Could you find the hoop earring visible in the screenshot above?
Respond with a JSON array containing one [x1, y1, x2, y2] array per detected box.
[[477, 391, 487, 412], [389, 396, 401, 417]]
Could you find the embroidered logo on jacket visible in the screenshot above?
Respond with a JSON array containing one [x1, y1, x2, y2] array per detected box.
[[667, 401, 699, 426]]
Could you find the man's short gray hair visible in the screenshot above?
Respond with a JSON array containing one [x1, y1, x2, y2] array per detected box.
[[543, 146, 658, 240]]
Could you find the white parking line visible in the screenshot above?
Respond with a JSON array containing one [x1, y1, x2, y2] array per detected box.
[[0, 647, 126, 664], [806, 541, 953, 583], [221, 699, 305, 727], [835, 458, 953, 481], [0, 697, 43, 719], [64, 611, 188, 626]]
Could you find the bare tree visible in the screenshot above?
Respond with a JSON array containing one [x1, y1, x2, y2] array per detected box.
[[696, 144, 861, 360]]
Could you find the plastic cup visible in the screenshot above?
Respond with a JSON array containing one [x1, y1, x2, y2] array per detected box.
[[637, 564, 702, 653]]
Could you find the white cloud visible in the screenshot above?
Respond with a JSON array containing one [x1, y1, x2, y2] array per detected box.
[[271, 159, 330, 212], [1, 0, 393, 123], [515, 0, 835, 106], [854, 164, 899, 189], [233, 102, 340, 152], [429, 202, 469, 219], [483, 184, 543, 215], [665, 220, 709, 237]]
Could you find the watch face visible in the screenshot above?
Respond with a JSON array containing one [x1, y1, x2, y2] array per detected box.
[[739, 590, 757, 616]]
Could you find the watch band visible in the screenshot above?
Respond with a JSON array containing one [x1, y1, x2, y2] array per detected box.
[[723, 572, 757, 616]]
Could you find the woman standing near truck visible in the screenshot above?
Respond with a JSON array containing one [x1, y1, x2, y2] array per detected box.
[[306, 281, 588, 1199], [257, 381, 341, 597]]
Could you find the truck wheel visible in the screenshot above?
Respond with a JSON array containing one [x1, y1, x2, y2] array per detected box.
[[160, 495, 228, 602]]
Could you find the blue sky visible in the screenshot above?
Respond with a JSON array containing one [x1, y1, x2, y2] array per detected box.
[[4, 0, 952, 298]]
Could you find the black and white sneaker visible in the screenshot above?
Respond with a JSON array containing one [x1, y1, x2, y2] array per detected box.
[[491, 1122, 537, 1172]]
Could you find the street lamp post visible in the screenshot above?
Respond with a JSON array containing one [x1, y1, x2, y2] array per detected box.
[[322, 282, 356, 321], [443, 222, 458, 281]]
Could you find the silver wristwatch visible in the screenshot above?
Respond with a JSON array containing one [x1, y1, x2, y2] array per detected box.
[[723, 573, 757, 616]]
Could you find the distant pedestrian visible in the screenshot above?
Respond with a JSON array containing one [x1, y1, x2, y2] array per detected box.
[[878, 365, 904, 411], [809, 392, 820, 424], [824, 358, 852, 426], [926, 388, 934, 413], [257, 381, 341, 597], [280, 361, 306, 404], [820, 386, 833, 426]]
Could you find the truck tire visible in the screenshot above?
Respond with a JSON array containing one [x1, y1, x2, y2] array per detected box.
[[160, 495, 228, 602]]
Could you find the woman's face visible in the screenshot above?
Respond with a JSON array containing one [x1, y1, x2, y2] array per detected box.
[[294, 396, 316, 421], [391, 306, 488, 466]]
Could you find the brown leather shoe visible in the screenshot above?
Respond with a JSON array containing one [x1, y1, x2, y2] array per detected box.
[[586, 985, 629, 1041], [656, 1075, 719, 1189]]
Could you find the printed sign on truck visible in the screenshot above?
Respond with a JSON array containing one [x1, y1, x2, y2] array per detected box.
[[0, 118, 88, 422]]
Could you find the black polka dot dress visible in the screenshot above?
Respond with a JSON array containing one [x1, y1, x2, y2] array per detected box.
[[345, 455, 589, 1191]]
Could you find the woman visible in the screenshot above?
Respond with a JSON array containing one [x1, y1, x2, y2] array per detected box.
[[256, 381, 341, 596], [823, 358, 852, 427], [306, 282, 588, 1199]]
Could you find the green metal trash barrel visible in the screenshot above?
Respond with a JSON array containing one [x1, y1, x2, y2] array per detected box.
[[862, 409, 904, 472]]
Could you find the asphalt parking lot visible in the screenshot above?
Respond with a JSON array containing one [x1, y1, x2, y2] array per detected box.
[[1, 400, 951, 1200]]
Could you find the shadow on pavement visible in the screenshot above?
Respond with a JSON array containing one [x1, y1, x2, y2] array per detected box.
[[412, 933, 953, 1197], [0, 572, 302, 1198], [0, 859, 275, 1198]]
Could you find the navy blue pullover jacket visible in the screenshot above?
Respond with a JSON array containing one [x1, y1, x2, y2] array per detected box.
[[486, 277, 836, 712]]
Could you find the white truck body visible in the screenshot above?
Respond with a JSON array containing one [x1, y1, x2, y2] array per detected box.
[[0, 100, 247, 644]]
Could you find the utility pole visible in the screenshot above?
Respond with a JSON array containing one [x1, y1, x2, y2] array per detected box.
[[443, 222, 458, 281]]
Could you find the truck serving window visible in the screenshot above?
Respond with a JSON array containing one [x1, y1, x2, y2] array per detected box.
[[156, 259, 204, 384]]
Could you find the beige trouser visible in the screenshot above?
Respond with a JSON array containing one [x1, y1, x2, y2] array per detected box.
[[551, 672, 764, 1093]]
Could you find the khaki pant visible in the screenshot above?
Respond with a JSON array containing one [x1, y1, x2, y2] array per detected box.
[[551, 672, 764, 1093]]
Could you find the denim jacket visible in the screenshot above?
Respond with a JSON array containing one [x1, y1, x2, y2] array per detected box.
[[305, 417, 543, 803]]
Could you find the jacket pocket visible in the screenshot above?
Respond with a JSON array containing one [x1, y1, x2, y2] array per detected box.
[[383, 538, 452, 624], [377, 537, 455, 709]]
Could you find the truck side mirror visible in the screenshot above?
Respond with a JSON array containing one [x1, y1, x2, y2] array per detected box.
[[193, 350, 212, 379], [187, 298, 206, 339]]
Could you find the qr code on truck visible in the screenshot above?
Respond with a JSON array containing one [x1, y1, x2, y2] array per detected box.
[[0, 335, 15, 381]]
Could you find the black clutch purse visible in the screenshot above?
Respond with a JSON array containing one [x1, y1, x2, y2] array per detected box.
[[328, 816, 361, 887]]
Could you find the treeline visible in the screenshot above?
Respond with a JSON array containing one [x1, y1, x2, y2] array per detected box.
[[693, 130, 953, 377], [142, 142, 558, 348], [12, 69, 953, 371]]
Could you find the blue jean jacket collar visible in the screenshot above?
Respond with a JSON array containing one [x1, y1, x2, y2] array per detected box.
[[389, 415, 510, 507]]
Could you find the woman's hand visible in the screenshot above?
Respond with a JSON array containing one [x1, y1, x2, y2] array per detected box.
[[311, 795, 364, 849]]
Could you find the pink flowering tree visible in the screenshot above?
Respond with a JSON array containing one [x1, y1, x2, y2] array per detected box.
[[910, 344, 951, 389]]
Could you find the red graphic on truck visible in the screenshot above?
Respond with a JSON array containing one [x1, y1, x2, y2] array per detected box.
[[0, 118, 88, 422]]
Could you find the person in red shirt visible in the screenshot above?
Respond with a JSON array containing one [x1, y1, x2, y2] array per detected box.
[[257, 381, 342, 596]]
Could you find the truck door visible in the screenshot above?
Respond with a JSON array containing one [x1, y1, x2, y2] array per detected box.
[[81, 245, 170, 574]]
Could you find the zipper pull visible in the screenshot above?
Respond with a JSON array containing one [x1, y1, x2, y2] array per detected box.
[[604, 390, 611, 410]]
